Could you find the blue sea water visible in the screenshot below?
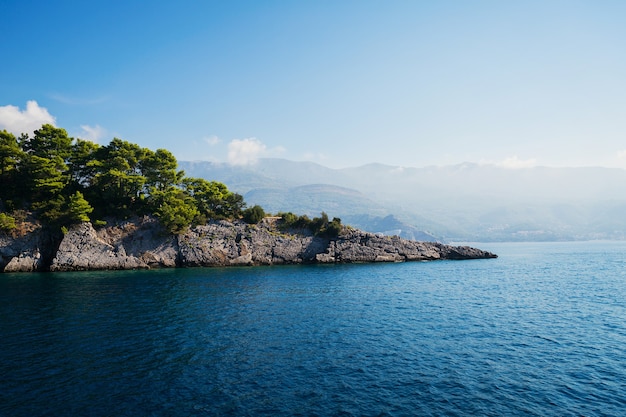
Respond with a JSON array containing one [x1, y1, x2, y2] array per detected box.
[[1, 241, 625, 416]]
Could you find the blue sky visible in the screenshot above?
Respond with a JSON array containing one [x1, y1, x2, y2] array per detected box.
[[2, 0, 626, 169]]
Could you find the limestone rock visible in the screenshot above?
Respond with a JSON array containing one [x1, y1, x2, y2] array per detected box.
[[3, 250, 43, 272], [50, 218, 178, 271], [332, 230, 442, 263], [2, 216, 496, 273], [0, 224, 53, 272]]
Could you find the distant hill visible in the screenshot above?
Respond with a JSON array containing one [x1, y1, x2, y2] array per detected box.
[[180, 160, 440, 241], [179, 159, 626, 241], [341, 214, 440, 242], [241, 184, 439, 241], [243, 184, 388, 217]]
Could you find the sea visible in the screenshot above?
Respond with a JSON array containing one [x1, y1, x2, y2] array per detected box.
[[1, 241, 625, 417]]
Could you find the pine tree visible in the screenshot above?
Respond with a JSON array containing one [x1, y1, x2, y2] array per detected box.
[[67, 191, 94, 223]]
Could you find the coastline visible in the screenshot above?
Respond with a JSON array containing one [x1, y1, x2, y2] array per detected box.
[[1, 217, 497, 273]]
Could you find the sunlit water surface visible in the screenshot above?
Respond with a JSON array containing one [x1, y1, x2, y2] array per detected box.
[[2, 241, 625, 416]]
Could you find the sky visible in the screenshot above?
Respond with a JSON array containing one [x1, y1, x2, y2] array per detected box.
[[1, 0, 626, 169]]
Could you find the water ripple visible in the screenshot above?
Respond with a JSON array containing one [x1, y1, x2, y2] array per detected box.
[[1, 242, 626, 416]]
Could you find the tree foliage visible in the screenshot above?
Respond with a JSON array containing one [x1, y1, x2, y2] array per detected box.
[[0, 130, 26, 206], [0, 123, 342, 236], [0, 124, 252, 233], [0, 212, 16, 233], [23, 124, 72, 160], [182, 177, 246, 222], [66, 191, 94, 223], [243, 205, 265, 224], [0, 130, 23, 178], [277, 211, 343, 238], [151, 187, 199, 234]]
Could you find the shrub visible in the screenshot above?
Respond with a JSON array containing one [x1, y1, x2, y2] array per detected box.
[[0, 212, 16, 233], [278, 211, 297, 226], [277, 211, 342, 238], [321, 217, 343, 238], [243, 205, 265, 224]]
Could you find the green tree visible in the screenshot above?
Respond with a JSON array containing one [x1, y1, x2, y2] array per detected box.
[[0, 130, 23, 177], [277, 211, 297, 226], [66, 191, 94, 223], [18, 125, 73, 222], [68, 138, 100, 189], [0, 212, 16, 233], [183, 178, 244, 220], [0, 123, 277, 234], [243, 205, 265, 224], [90, 138, 149, 217], [0, 130, 25, 204], [26, 155, 69, 223], [292, 214, 312, 229], [23, 124, 72, 160], [141, 148, 183, 191], [277, 211, 342, 237], [151, 187, 198, 234], [26, 155, 67, 197], [321, 217, 342, 238], [310, 212, 329, 234], [277, 212, 311, 231], [222, 192, 245, 219], [35, 195, 66, 224]]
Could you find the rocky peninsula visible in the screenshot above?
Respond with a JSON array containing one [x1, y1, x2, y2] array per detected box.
[[0, 125, 497, 273], [0, 216, 496, 273]]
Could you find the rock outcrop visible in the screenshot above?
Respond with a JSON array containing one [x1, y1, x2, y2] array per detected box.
[[0, 223, 57, 272], [50, 217, 177, 271], [1, 217, 497, 273]]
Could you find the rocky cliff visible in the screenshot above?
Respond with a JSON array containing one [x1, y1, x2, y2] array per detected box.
[[0, 217, 496, 273]]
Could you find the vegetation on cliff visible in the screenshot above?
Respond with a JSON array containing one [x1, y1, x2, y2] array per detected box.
[[0, 124, 341, 236]]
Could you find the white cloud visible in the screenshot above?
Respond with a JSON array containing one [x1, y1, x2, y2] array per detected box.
[[0, 101, 56, 135], [495, 156, 537, 169], [228, 137, 267, 165], [204, 135, 220, 146], [78, 124, 106, 143]]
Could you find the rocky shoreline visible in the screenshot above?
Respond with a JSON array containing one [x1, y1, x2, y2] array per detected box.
[[0, 217, 497, 273]]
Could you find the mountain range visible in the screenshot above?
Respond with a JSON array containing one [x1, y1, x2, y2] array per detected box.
[[179, 159, 626, 242]]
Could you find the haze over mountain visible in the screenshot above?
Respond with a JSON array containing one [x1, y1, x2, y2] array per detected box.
[[180, 159, 626, 242]]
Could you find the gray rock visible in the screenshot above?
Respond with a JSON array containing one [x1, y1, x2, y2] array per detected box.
[[2, 216, 496, 273], [50, 217, 178, 271], [332, 230, 444, 263], [0, 224, 53, 272], [3, 250, 43, 272]]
